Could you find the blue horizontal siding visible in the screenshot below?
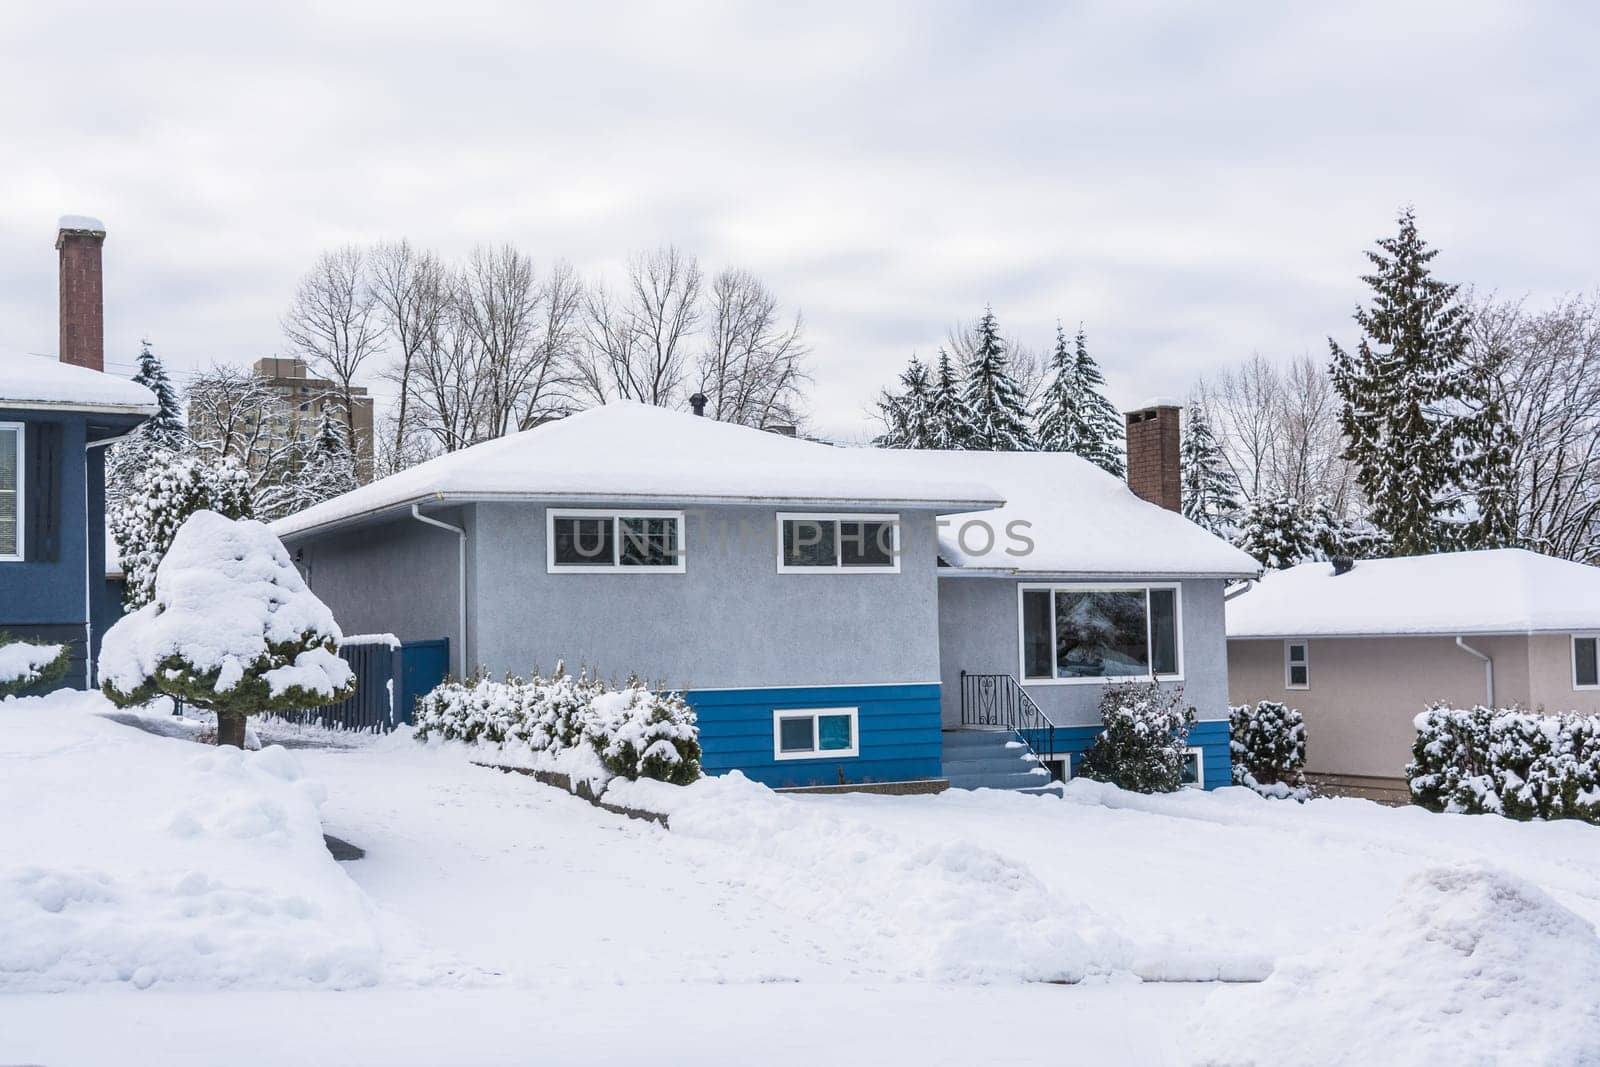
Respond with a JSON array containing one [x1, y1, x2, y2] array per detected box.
[[1023, 718, 1232, 791], [685, 683, 943, 788]]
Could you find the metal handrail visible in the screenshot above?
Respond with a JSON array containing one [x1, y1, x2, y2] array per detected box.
[[957, 671, 1057, 772]]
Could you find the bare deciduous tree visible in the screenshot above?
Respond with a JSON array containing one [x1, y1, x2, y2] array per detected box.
[[457, 244, 543, 439], [696, 267, 810, 428], [281, 245, 385, 470], [370, 240, 448, 468], [578, 245, 702, 406]]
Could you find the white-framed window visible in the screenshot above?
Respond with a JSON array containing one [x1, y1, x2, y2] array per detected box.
[[1285, 640, 1309, 690], [1573, 635, 1599, 690], [1180, 747, 1205, 789], [545, 509, 686, 573], [1017, 583, 1182, 684], [773, 707, 860, 760], [0, 423, 22, 562], [776, 512, 900, 573]]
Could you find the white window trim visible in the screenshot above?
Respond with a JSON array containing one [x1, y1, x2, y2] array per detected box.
[[0, 422, 22, 563], [545, 508, 687, 574], [772, 706, 860, 761], [1183, 746, 1205, 789], [775, 512, 901, 574], [1284, 639, 1310, 691], [1572, 634, 1600, 691], [1016, 582, 1185, 686]]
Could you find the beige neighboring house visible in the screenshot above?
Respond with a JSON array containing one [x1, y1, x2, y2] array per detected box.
[[1226, 549, 1600, 801]]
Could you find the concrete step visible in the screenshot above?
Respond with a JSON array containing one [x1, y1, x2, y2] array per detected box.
[[945, 769, 1054, 791], [942, 755, 1041, 775], [941, 732, 1026, 752]]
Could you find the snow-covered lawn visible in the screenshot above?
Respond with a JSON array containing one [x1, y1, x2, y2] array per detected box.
[[3, 690, 1598, 1066]]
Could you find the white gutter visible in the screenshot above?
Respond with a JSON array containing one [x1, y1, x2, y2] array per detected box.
[[1224, 579, 1257, 602], [411, 504, 467, 676], [1454, 636, 1495, 707], [83, 428, 138, 688]]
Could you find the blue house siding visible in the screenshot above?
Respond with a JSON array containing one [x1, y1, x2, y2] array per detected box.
[[687, 683, 943, 789], [1024, 718, 1232, 790]]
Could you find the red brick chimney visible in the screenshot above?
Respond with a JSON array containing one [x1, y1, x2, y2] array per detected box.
[[1125, 401, 1182, 512], [56, 215, 107, 372]]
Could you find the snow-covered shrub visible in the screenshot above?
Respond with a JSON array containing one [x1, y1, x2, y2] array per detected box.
[[1078, 681, 1197, 793], [1229, 700, 1310, 800], [0, 636, 70, 697], [98, 511, 355, 748], [109, 451, 253, 610], [1408, 705, 1600, 823], [413, 669, 701, 785]]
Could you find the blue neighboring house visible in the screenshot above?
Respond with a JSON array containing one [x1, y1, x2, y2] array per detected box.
[[272, 400, 1260, 794], [1, 217, 156, 691]]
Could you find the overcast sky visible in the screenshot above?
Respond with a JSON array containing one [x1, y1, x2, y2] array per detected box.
[[2, 1, 1595, 441]]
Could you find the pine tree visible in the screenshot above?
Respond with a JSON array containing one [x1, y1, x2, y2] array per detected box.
[[873, 356, 937, 449], [1237, 492, 1316, 570], [961, 308, 1034, 451], [1071, 327, 1125, 476], [109, 452, 255, 610], [132, 339, 185, 449], [927, 348, 975, 450], [1329, 208, 1513, 555], [308, 403, 360, 500], [1037, 325, 1123, 474], [1180, 400, 1239, 533]]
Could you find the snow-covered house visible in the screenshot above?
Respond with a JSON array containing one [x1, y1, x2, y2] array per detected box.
[[1, 218, 156, 690], [1227, 549, 1600, 799], [272, 401, 1259, 790]]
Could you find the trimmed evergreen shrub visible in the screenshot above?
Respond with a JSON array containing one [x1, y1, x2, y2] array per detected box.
[[1408, 705, 1600, 823], [0, 635, 71, 697], [1078, 681, 1197, 794], [1229, 700, 1311, 800]]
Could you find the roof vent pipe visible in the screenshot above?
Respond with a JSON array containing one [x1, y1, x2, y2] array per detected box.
[[689, 392, 707, 417], [1331, 555, 1355, 575]]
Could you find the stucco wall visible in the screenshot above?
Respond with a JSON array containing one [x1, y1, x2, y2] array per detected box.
[[1527, 634, 1600, 714], [289, 506, 468, 671], [1227, 634, 1535, 780], [467, 503, 944, 690], [937, 576, 1232, 728]]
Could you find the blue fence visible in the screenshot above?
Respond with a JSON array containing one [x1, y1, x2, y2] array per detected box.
[[282, 637, 449, 732]]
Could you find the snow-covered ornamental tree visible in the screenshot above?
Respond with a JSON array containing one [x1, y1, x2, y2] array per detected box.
[[0, 635, 70, 697], [1078, 681, 1197, 793], [99, 511, 355, 748], [1229, 700, 1310, 800], [110, 451, 254, 610], [1408, 705, 1600, 823]]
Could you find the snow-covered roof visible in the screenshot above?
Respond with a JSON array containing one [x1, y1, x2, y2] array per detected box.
[[1226, 549, 1600, 638], [879, 450, 1260, 578], [273, 403, 1257, 579], [272, 403, 1007, 538], [0, 351, 157, 415]]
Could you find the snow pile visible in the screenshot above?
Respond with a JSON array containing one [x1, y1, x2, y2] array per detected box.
[[607, 772, 1269, 983], [1409, 705, 1600, 823], [413, 669, 701, 786], [0, 639, 67, 694], [1229, 700, 1310, 800], [0, 690, 380, 991], [100, 511, 352, 702], [1197, 863, 1600, 1065]]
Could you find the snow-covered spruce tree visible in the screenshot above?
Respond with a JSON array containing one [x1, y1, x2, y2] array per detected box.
[[1329, 208, 1514, 555], [873, 356, 937, 449], [1309, 501, 1392, 562], [106, 340, 187, 509], [1077, 681, 1197, 793], [1236, 492, 1316, 570], [306, 403, 360, 500], [99, 511, 355, 748], [961, 308, 1035, 451], [1229, 700, 1309, 799], [1036, 325, 1124, 475], [1180, 399, 1240, 533], [927, 348, 976, 450], [109, 451, 254, 610]]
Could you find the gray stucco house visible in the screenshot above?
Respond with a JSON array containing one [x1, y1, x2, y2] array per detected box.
[[271, 401, 1258, 791]]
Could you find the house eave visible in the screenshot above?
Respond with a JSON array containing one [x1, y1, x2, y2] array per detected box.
[[0, 399, 159, 417], [939, 565, 1262, 582], [1226, 627, 1585, 641]]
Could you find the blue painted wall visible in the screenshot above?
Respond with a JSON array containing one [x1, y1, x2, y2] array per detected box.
[[1026, 718, 1233, 790], [688, 683, 943, 788]]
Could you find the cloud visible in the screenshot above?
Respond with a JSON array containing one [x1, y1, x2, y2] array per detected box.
[[0, 0, 1595, 439]]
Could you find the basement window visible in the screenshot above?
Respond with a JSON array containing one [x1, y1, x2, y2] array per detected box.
[[1019, 584, 1182, 683], [1574, 636, 1599, 690], [546, 510, 684, 573], [1181, 747, 1205, 789], [777, 513, 899, 573], [773, 707, 859, 760], [0, 423, 20, 561], [1285, 641, 1310, 690]]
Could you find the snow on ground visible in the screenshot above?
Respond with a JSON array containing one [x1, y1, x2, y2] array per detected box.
[[5, 690, 1600, 1065], [0, 690, 380, 993]]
